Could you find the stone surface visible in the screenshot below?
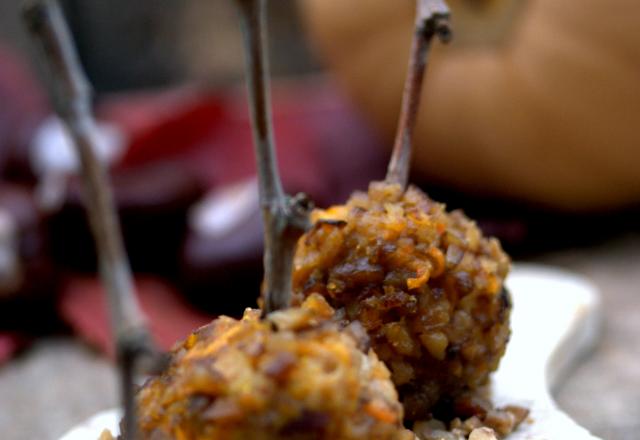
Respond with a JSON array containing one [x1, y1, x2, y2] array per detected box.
[[0, 340, 117, 440], [544, 234, 640, 440]]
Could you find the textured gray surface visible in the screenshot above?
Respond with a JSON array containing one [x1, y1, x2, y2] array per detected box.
[[548, 234, 640, 440], [0, 234, 638, 440], [0, 340, 117, 440]]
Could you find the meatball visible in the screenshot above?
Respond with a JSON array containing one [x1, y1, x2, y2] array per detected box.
[[292, 182, 511, 420], [135, 294, 413, 439]]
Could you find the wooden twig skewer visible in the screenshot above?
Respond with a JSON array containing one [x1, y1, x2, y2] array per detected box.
[[386, 0, 452, 189], [22, 1, 164, 438], [234, 0, 311, 315]]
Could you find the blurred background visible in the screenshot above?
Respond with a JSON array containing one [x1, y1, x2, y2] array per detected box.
[[0, 0, 638, 439]]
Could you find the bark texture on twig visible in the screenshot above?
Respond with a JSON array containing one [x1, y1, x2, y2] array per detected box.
[[386, 0, 452, 189], [22, 1, 163, 438], [234, 0, 312, 315]]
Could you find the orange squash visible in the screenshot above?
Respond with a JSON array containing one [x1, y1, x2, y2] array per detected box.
[[300, 0, 640, 210]]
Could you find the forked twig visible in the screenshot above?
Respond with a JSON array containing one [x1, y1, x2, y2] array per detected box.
[[386, 0, 452, 189], [22, 1, 163, 438], [234, 0, 311, 315]]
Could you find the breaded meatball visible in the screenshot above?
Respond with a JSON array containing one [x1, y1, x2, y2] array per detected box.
[[292, 182, 511, 419], [135, 294, 413, 439]]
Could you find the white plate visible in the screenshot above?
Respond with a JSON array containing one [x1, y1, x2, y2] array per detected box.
[[60, 264, 603, 440]]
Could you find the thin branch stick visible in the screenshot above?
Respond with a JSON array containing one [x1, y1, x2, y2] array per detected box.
[[22, 1, 162, 438], [386, 0, 452, 189], [234, 0, 311, 315]]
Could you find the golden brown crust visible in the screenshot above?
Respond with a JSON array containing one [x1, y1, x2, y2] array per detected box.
[[292, 182, 511, 419], [135, 294, 412, 439]]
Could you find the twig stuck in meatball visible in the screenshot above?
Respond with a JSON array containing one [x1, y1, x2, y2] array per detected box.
[[134, 1, 416, 439], [292, 0, 512, 421]]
